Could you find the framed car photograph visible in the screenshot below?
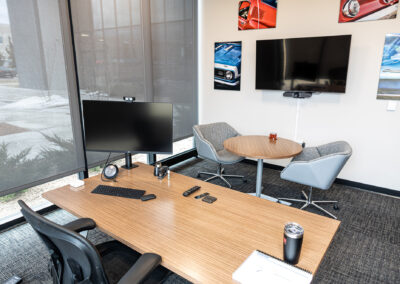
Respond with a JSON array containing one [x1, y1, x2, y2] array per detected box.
[[214, 42, 242, 91], [238, 0, 277, 30], [339, 0, 399, 23], [377, 34, 400, 100]]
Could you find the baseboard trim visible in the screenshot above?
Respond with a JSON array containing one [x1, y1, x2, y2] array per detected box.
[[242, 159, 400, 198]]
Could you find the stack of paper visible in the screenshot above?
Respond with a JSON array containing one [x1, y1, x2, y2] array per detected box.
[[232, 250, 313, 284]]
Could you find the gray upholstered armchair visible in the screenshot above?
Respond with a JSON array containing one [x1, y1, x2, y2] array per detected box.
[[278, 141, 352, 219], [193, 122, 246, 188]]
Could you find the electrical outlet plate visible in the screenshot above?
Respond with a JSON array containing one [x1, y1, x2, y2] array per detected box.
[[387, 101, 397, 111]]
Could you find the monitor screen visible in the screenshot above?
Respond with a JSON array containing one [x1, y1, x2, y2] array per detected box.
[[256, 35, 352, 93], [82, 100, 173, 154]]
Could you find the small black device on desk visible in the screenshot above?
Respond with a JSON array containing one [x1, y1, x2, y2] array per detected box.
[[92, 185, 145, 199], [154, 162, 162, 176], [141, 194, 156, 201], [157, 166, 169, 180], [195, 192, 209, 199], [202, 196, 217, 204], [183, 186, 200, 197]]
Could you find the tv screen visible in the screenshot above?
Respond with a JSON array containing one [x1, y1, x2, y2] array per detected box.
[[256, 35, 352, 93], [82, 100, 173, 154]]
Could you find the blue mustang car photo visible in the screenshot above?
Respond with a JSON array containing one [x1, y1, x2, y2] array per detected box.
[[214, 42, 242, 91], [378, 33, 400, 100]]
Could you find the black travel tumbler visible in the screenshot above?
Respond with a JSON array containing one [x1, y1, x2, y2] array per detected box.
[[283, 222, 304, 265]]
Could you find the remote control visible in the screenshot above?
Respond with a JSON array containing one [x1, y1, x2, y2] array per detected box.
[[183, 186, 200, 197], [195, 192, 209, 199]]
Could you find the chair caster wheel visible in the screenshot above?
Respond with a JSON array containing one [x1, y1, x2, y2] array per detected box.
[[196, 173, 201, 178], [333, 204, 339, 210], [243, 179, 247, 183]]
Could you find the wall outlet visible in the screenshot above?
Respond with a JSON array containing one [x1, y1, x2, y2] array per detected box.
[[387, 101, 397, 111]]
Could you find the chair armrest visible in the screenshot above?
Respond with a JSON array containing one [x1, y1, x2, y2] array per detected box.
[[118, 253, 162, 284], [63, 218, 96, 233]]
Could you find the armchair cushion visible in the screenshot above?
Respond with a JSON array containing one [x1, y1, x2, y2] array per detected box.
[[216, 149, 244, 164], [292, 147, 320, 162]]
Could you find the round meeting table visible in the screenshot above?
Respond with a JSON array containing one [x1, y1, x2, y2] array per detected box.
[[224, 135, 302, 202]]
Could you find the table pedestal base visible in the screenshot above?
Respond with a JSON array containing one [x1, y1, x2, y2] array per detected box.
[[253, 158, 291, 206], [249, 193, 291, 206]]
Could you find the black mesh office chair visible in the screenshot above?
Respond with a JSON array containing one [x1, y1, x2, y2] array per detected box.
[[18, 200, 168, 284]]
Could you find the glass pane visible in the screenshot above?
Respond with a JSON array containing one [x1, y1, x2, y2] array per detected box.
[[151, 0, 196, 140], [0, 0, 85, 214], [71, 0, 197, 164], [116, 0, 131, 27], [71, 0, 146, 165], [157, 136, 194, 161], [102, 0, 116, 29]]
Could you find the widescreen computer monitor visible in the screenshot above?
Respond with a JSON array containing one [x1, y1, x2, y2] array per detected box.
[[82, 100, 173, 154]]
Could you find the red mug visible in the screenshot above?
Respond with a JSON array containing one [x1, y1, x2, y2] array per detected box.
[[269, 132, 277, 141]]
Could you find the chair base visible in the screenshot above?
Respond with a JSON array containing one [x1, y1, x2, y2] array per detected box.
[[278, 187, 338, 219], [198, 164, 245, 188]]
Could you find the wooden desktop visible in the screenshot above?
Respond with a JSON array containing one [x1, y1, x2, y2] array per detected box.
[[43, 162, 340, 283]]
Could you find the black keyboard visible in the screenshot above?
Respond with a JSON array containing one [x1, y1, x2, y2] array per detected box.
[[92, 185, 145, 199]]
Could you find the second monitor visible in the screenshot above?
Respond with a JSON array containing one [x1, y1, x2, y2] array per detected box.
[[82, 100, 173, 159]]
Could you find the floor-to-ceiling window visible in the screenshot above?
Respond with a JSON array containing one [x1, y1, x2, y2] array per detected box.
[[0, 0, 86, 221], [0, 0, 198, 223], [70, 0, 197, 165]]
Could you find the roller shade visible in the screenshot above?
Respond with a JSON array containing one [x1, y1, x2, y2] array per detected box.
[[70, 0, 198, 165]]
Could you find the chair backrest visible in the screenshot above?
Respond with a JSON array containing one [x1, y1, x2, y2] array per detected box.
[[316, 141, 352, 157], [281, 141, 352, 190], [193, 122, 239, 152], [18, 200, 109, 284]]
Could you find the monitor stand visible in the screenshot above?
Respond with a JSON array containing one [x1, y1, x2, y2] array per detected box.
[[122, 153, 138, 170]]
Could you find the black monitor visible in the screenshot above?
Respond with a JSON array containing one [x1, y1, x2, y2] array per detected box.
[[82, 100, 173, 155], [256, 35, 352, 93]]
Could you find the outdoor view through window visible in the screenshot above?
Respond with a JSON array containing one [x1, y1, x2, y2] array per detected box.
[[0, 0, 196, 222], [0, 0, 83, 220]]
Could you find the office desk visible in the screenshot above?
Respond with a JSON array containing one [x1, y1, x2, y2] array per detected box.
[[43, 162, 339, 283]]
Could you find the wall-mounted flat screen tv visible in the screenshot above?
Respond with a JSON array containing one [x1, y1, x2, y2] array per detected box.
[[256, 35, 352, 93]]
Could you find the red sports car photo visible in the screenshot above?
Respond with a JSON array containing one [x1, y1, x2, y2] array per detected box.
[[238, 0, 277, 30], [339, 0, 399, 23]]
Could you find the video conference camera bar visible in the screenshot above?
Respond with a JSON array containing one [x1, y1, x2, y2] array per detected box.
[[283, 91, 314, 99]]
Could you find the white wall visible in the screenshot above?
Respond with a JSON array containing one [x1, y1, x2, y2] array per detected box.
[[198, 0, 400, 191]]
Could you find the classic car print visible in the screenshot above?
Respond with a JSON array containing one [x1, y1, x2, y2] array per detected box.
[[339, 0, 399, 23], [378, 34, 400, 100], [214, 42, 242, 91], [238, 0, 277, 30]]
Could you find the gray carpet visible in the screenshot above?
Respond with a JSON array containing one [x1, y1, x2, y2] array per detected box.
[[1, 158, 399, 283]]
